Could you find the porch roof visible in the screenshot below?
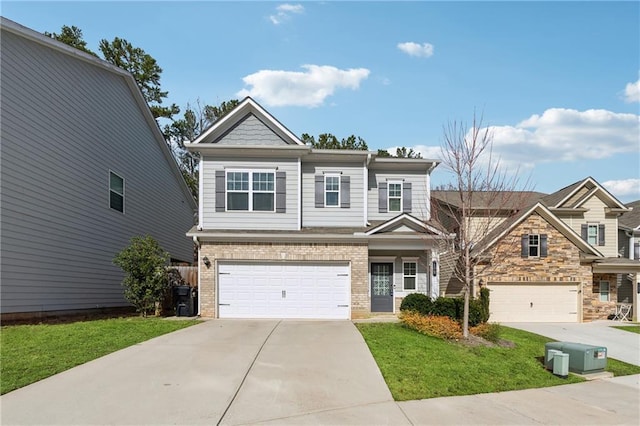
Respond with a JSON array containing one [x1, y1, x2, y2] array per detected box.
[[592, 257, 640, 273]]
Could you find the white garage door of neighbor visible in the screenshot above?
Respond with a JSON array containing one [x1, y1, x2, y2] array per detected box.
[[487, 283, 579, 322], [218, 263, 350, 319]]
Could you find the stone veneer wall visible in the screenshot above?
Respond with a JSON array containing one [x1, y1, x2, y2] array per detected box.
[[485, 212, 605, 322], [589, 273, 618, 321], [198, 241, 369, 319]]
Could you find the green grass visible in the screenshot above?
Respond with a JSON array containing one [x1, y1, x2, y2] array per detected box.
[[0, 317, 199, 395], [612, 325, 640, 334], [356, 322, 640, 401]]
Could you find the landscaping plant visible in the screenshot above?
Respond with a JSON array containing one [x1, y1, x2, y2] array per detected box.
[[113, 235, 170, 317]]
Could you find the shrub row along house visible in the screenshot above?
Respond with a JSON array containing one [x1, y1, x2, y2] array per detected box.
[[2, 17, 637, 323], [0, 18, 196, 320]]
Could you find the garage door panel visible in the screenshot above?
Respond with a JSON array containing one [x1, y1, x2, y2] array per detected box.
[[218, 263, 350, 319], [488, 284, 578, 322]]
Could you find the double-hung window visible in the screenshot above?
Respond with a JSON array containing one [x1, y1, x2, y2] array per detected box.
[[109, 171, 124, 213], [528, 234, 540, 257], [587, 224, 598, 246], [325, 175, 340, 207], [521, 233, 547, 258], [599, 281, 610, 302], [388, 181, 402, 212], [227, 171, 274, 211], [403, 261, 417, 291]]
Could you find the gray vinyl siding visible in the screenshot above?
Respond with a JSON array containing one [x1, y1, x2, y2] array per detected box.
[[369, 251, 431, 296], [0, 30, 195, 314], [201, 157, 298, 230], [214, 113, 289, 146], [301, 162, 364, 227], [368, 171, 430, 221]]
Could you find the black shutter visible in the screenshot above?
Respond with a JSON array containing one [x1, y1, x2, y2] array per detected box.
[[314, 175, 324, 208], [276, 171, 286, 213], [215, 171, 225, 212], [598, 224, 605, 246], [521, 234, 529, 258], [540, 234, 548, 257], [340, 175, 350, 208], [581, 224, 588, 241], [378, 182, 388, 213], [402, 182, 412, 213]]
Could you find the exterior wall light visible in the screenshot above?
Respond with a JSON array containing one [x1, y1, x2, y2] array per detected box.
[[203, 256, 211, 267]]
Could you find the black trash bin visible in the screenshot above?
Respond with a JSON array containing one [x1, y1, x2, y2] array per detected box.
[[175, 285, 195, 317]]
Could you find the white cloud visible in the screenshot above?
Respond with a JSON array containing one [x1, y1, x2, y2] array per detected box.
[[383, 145, 442, 159], [397, 41, 434, 58], [237, 65, 370, 107], [624, 77, 640, 103], [603, 179, 640, 199], [269, 3, 304, 25], [488, 108, 639, 165]]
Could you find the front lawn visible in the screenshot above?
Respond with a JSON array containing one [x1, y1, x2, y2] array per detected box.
[[0, 317, 199, 395], [356, 322, 640, 401], [612, 325, 640, 334]]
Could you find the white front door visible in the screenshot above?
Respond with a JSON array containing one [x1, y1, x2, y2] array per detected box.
[[218, 263, 350, 319], [487, 283, 579, 322]]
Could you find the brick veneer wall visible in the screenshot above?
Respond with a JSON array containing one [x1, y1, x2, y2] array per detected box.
[[198, 241, 369, 318], [484, 212, 605, 322]]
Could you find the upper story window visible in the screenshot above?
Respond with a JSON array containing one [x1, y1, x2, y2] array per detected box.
[[403, 261, 417, 291], [581, 223, 605, 246], [227, 171, 274, 211], [315, 173, 350, 209], [521, 233, 547, 258], [325, 175, 340, 207], [388, 181, 402, 212], [109, 171, 124, 213]]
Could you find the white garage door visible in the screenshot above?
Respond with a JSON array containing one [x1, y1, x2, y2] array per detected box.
[[218, 263, 350, 319], [487, 283, 579, 322]]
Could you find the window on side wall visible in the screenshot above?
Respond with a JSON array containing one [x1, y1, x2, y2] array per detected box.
[[388, 181, 402, 212], [325, 175, 340, 207], [403, 261, 417, 291], [109, 171, 124, 213], [599, 281, 610, 302]]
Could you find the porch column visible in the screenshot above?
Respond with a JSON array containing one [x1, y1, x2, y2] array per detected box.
[[430, 251, 439, 299], [634, 273, 638, 322]]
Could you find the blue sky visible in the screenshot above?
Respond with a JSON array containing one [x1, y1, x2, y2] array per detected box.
[[3, 1, 639, 201]]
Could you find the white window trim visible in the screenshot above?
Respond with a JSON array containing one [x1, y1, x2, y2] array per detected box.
[[324, 174, 341, 208], [402, 258, 418, 292], [226, 169, 275, 212], [388, 180, 403, 213], [109, 170, 125, 214], [587, 224, 599, 246], [599, 280, 610, 302], [528, 234, 540, 258]]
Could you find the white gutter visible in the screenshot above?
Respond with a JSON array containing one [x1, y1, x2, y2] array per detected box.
[[298, 157, 302, 230]]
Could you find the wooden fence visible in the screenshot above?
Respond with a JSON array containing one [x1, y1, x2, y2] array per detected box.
[[171, 265, 198, 287]]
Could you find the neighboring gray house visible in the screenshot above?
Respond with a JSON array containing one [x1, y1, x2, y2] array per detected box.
[[185, 97, 451, 319], [0, 18, 197, 319], [619, 200, 639, 320]]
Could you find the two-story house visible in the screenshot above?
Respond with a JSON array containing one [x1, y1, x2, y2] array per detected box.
[[1, 18, 197, 320], [434, 177, 640, 322], [185, 97, 451, 319]]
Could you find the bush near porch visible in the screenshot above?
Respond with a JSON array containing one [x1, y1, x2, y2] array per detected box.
[[399, 288, 490, 327]]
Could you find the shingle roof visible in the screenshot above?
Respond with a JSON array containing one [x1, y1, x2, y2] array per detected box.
[[431, 190, 546, 210], [620, 200, 640, 229]]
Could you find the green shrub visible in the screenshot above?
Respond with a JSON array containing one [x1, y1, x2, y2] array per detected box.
[[400, 311, 462, 340], [470, 322, 502, 343], [479, 287, 490, 323], [399, 293, 433, 314]]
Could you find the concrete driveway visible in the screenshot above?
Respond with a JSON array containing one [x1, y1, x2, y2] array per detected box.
[[2, 319, 639, 425], [503, 320, 640, 366]]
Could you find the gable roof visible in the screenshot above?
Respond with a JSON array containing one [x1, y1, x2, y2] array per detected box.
[[432, 190, 546, 211], [0, 17, 197, 211], [189, 97, 305, 146], [540, 176, 629, 211], [365, 213, 453, 237], [473, 201, 603, 258]]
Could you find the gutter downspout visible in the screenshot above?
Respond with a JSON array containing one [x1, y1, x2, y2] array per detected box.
[[364, 153, 372, 226], [193, 236, 201, 316]]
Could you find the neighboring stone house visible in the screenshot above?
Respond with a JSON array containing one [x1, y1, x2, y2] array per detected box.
[[185, 97, 452, 319], [433, 178, 640, 322], [618, 200, 640, 320], [0, 18, 197, 320]]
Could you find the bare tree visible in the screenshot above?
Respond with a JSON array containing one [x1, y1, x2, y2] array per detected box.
[[433, 111, 532, 338]]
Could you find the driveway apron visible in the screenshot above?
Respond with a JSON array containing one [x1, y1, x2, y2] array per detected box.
[[0, 320, 396, 425]]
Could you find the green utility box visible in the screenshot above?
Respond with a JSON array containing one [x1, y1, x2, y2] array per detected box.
[[545, 342, 607, 374]]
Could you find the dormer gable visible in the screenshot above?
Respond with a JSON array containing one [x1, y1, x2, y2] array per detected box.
[[543, 177, 629, 213], [189, 97, 305, 146]]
